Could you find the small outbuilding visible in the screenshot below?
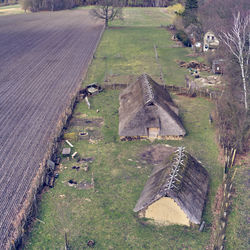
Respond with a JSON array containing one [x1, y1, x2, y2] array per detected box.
[[119, 74, 186, 140], [62, 148, 71, 156], [212, 59, 225, 74], [203, 31, 219, 52], [134, 147, 209, 226], [184, 23, 201, 46]]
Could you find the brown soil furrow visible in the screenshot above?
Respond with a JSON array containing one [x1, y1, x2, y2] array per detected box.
[[0, 10, 104, 248], [0, 24, 97, 196], [0, 22, 97, 199], [0, 13, 94, 137]]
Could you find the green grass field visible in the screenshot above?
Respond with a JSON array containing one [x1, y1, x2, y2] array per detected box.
[[26, 91, 222, 250], [25, 6, 224, 250], [111, 7, 173, 27], [85, 26, 199, 87], [85, 6, 202, 87], [0, 4, 26, 15], [225, 163, 249, 249]]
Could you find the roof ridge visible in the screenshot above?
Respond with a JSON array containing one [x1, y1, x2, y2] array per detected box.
[[165, 147, 186, 191], [141, 74, 154, 105]]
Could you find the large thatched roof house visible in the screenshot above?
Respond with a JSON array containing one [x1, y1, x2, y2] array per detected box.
[[119, 74, 186, 140], [134, 147, 209, 226]]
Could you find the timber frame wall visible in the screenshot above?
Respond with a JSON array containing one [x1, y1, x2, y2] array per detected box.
[[120, 135, 183, 141]]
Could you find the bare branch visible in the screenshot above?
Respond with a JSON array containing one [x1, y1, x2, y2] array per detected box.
[[220, 11, 250, 111], [90, 0, 123, 28]]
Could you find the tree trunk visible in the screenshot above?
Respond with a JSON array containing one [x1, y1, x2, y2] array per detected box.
[[105, 7, 108, 29], [105, 17, 108, 28], [51, 0, 54, 11], [240, 62, 248, 110]]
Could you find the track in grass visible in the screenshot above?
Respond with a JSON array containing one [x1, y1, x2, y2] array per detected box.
[[0, 10, 104, 249]]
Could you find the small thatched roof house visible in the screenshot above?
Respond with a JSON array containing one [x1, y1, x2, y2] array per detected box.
[[134, 147, 209, 226], [119, 74, 186, 140]]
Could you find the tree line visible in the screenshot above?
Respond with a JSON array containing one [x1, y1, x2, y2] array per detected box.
[[198, 0, 250, 152], [20, 0, 84, 12], [172, 0, 249, 152], [19, 0, 175, 12], [0, 0, 18, 6], [121, 0, 173, 7]]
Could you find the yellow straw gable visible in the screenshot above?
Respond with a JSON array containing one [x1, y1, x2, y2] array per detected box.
[[145, 197, 190, 226]]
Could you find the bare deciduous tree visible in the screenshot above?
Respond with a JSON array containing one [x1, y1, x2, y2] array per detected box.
[[90, 0, 123, 28], [220, 12, 250, 111]]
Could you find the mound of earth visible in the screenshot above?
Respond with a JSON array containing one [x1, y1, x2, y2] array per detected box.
[[140, 144, 177, 165]]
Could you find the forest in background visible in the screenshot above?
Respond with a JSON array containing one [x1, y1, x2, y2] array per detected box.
[[172, 0, 249, 153], [199, 0, 249, 152], [17, 0, 176, 12]]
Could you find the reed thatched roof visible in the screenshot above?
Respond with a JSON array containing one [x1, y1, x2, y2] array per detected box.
[[119, 74, 186, 137], [134, 147, 209, 224]]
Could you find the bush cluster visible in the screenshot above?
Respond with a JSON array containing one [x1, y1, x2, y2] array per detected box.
[[176, 30, 191, 47]]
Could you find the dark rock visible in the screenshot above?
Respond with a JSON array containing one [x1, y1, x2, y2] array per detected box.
[[87, 240, 95, 247]]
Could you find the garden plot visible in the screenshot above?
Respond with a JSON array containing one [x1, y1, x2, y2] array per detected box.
[[65, 116, 104, 141]]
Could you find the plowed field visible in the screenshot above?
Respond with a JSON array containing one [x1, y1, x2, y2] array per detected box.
[[0, 10, 104, 249]]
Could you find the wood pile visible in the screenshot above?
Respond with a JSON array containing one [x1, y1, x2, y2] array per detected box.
[[178, 60, 210, 72]]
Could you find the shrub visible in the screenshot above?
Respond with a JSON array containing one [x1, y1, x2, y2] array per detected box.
[[176, 30, 191, 47]]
